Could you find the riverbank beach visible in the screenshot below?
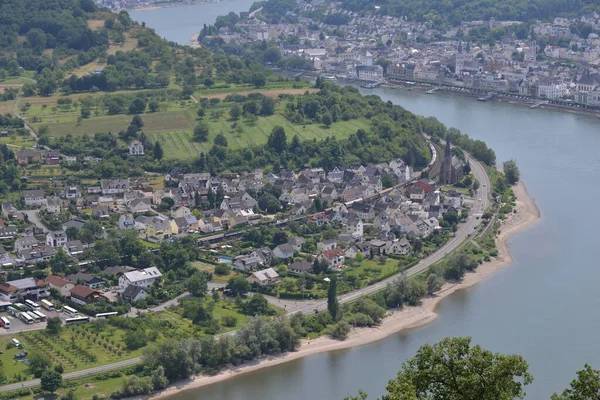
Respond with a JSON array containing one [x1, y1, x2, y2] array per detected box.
[[147, 181, 540, 400]]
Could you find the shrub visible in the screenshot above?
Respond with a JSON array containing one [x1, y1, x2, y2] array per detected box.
[[328, 320, 350, 340]]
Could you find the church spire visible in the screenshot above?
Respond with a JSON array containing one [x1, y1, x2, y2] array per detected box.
[[444, 135, 451, 160]]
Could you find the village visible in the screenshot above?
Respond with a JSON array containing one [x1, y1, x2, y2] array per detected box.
[[0, 134, 475, 325], [199, 0, 600, 107]]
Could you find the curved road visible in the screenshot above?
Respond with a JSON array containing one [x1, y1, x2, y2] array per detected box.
[[0, 157, 491, 393]]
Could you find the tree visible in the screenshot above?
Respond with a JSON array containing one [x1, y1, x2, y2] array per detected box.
[[187, 272, 209, 297], [46, 317, 62, 335], [193, 122, 210, 142], [328, 320, 350, 340], [40, 369, 63, 394], [28, 352, 52, 377], [242, 294, 271, 316], [214, 133, 228, 147], [227, 276, 251, 296], [250, 73, 266, 87], [503, 159, 520, 185], [129, 99, 146, 115], [321, 112, 332, 127], [149, 100, 160, 113], [131, 115, 144, 129], [327, 276, 340, 321], [267, 126, 287, 153], [230, 104, 242, 120], [151, 366, 169, 390], [153, 141, 164, 160], [426, 274, 444, 295], [382, 174, 395, 189], [551, 364, 600, 400], [382, 337, 532, 400], [272, 231, 288, 245]]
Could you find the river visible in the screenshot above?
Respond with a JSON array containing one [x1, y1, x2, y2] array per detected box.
[[129, 6, 600, 399], [130, 0, 256, 45]]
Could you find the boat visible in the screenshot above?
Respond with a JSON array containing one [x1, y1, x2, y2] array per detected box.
[[320, 75, 337, 82]]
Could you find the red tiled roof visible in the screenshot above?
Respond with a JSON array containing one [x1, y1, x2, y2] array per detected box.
[[45, 275, 71, 287], [69, 285, 97, 299], [321, 248, 344, 260]]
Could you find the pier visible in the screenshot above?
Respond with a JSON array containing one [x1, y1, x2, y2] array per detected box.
[[477, 93, 495, 102]]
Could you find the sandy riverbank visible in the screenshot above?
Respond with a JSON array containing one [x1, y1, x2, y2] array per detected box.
[[148, 181, 540, 399]]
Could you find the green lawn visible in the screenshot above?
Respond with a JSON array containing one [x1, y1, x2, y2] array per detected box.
[[192, 261, 242, 283]]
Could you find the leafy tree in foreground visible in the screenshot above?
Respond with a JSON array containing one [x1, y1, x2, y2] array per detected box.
[[551, 364, 600, 400], [381, 337, 532, 400], [40, 369, 63, 393], [46, 317, 62, 334]]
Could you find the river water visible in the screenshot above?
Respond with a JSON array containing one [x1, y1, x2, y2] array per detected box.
[[130, 6, 600, 399]]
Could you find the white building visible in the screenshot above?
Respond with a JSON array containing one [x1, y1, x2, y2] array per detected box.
[[118, 267, 163, 290], [128, 140, 144, 156]]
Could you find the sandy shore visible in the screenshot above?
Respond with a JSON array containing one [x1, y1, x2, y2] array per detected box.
[[148, 181, 540, 399]]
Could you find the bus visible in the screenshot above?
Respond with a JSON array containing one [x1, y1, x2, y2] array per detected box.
[[62, 306, 78, 317], [25, 312, 40, 323], [13, 303, 26, 311], [11, 339, 20, 347], [95, 312, 118, 319], [65, 316, 90, 325], [40, 300, 54, 311], [7, 306, 17, 316], [0, 317, 9, 329], [19, 312, 33, 324], [25, 300, 40, 311], [32, 311, 46, 322]]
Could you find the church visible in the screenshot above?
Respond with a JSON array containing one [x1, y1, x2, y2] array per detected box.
[[439, 136, 465, 185]]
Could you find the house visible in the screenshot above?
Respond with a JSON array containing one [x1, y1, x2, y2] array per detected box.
[[101, 179, 130, 195], [232, 255, 261, 271], [46, 197, 61, 214], [409, 186, 425, 202], [18, 245, 56, 264], [272, 243, 295, 259], [351, 203, 375, 222], [0, 227, 17, 240], [92, 205, 111, 218], [63, 186, 82, 199], [250, 247, 273, 266], [46, 231, 68, 248], [118, 267, 163, 290], [127, 197, 151, 213], [69, 285, 103, 305], [121, 285, 148, 302], [23, 190, 47, 207], [288, 260, 313, 274], [67, 272, 96, 287], [369, 239, 388, 256], [15, 237, 39, 253], [63, 240, 84, 257], [344, 214, 364, 238], [128, 140, 144, 156], [318, 248, 345, 269], [45, 275, 75, 297], [119, 214, 135, 229], [344, 245, 362, 259], [44, 151, 60, 165], [16, 150, 41, 165], [173, 206, 191, 219], [62, 219, 86, 231], [317, 239, 337, 251], [287, 236, 306, 252], [387, 238, 410, 255], [0, 278, 48, 302], [2, 202, 20, 220], [247, 267, 279, 286]]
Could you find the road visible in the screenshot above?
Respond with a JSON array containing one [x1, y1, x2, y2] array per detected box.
[[22, 210, 49, 233], [266, 154, 491, 314], [13, 93, 38, 141], [0, 157, 491, 393]]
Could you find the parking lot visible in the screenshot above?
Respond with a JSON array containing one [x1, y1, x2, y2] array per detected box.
[[0, 309, 73, 335]]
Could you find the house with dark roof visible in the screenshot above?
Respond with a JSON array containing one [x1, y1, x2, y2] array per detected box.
[[23, 190, 47, 207], [121, 285, 148, 302], [288, 260, 313, 274]]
